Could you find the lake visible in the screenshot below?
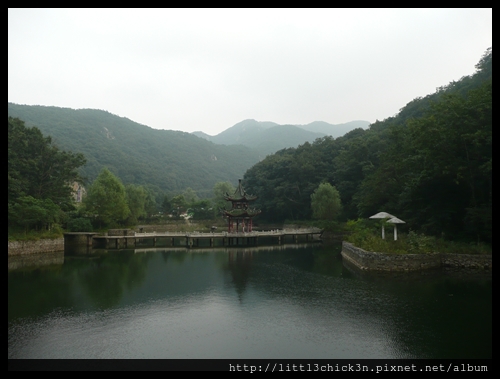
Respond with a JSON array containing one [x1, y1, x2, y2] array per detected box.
[[8, 240, 492, 361]]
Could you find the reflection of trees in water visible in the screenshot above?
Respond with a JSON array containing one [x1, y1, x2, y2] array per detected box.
[[8, 263, 74, 321], [221, 244, 329, 301], [341, 256, 492, 358], [310, 242, 347, 277], [9, 244, 492, 358], [236, 242, 491, 359], [78, 250, 153, 308], [161, 251, 171, 263], [161, 250, 189, 264], [8, 251, 64, 271]]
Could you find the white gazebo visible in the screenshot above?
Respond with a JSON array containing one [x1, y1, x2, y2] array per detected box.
[[369, 212, 396, 239], [387, 217, 406, 240]]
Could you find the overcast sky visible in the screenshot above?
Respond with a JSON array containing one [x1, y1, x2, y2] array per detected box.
[[8, 8, 492, 136]]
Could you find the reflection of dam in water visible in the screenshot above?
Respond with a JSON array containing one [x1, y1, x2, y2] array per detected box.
[[8, 251, 65, 271], [8, 242, 322, 270], [132, 242, 321, 255]]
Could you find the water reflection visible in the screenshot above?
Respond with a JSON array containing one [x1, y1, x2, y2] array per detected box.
[[8, 251, 64, 271], [8, 242, 491, 359]]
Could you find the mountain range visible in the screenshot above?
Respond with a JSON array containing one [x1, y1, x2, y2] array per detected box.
[[192, 119, 369, 155], [8, 102, 369, 197]]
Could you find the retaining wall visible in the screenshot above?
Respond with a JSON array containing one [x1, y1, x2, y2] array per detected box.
[[8, 238, 64, 256], [342, 241, 492, 271]]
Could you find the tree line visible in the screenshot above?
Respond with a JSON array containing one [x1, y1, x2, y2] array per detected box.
[[7, 119, 240, 233], [78, 168, 238, 230]]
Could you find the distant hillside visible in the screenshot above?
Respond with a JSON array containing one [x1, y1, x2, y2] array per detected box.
[[211, 119, 278, 146], [243, 124, 325, 155], [191, 131, 213, 141], [298, 120, 370, 136], [192, 119, 369, 156], [7, 103, 261, 198]]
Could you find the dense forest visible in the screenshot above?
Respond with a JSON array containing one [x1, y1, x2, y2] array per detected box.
[[7, 104, 262, 199], [243, 48, 491, 244]]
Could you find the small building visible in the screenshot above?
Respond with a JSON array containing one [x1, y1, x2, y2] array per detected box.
[[222, 179, 261, 233]]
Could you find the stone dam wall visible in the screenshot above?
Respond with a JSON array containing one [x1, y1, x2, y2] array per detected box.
[[342, 241, 492, 271], [8, 238, 64, 256]]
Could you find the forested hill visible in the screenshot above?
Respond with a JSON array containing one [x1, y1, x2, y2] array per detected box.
[[243, 48, 492, 244], [7, 104, 261, 198]]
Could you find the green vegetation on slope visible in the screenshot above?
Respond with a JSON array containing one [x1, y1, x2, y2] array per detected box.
[[243, 48, 491, 245], [7, 104, 261, 198]]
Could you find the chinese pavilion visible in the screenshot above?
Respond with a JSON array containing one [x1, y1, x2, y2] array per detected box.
[[222, 179, 261, 233]]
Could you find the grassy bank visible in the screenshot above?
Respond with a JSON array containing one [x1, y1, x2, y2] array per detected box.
[[343, 219, 491, 255], [8, 227, 64, 242]]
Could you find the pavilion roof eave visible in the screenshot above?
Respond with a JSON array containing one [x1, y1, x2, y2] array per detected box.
[[224, 195, 258, 202], [222, 209, 261, 218], [225, 179, 257, 202]]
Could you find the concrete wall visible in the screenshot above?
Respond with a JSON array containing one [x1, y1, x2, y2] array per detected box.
[[8, 238, 64, 256], [342, 241, 492, 271]]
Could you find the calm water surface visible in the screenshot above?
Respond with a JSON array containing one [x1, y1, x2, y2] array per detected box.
[[8, 241, 492, 359]]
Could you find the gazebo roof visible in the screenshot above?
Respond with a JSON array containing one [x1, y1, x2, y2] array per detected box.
[[387, 217, 405, 224], [224, 179, 257, 202], [369, 212, 396, 219]]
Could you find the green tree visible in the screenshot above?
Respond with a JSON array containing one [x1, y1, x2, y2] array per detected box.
[[8, 117, 86, 233], [66, 217, 93, 232], [161, 194, 172, 215], [125, 184, 147, 225], [311, 182, 342, 221], [212, 181, 236, 211], [190, 199, 214, 220], [170, 195, 187, 216], [142, 186, 158, 219], [8, 117, 86, 210], [8, 196, 61, 232], [182, 187, 199, 204], [83, 168, 130, 228]]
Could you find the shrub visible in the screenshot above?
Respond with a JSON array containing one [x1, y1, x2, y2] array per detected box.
[[66, 217, 93, 232]]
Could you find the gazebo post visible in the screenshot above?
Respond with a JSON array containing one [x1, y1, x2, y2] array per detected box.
[[369, 212, 396, 240], [387, 217, 405, 241]]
